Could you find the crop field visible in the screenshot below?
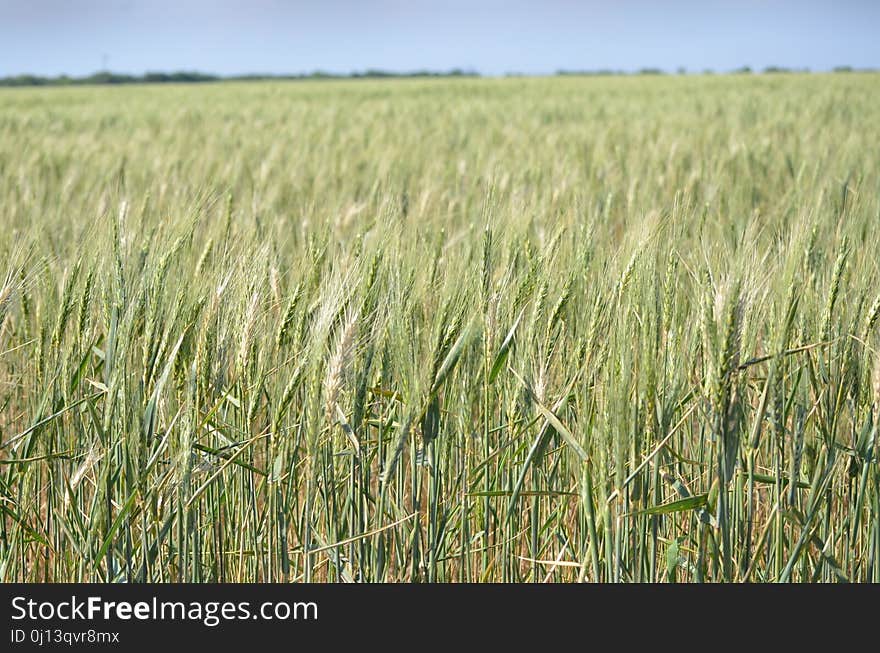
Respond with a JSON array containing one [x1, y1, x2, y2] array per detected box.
[[0, 74, 879, 582]]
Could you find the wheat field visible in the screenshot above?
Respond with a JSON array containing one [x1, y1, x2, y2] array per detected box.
[[1, 74, 879, 582]]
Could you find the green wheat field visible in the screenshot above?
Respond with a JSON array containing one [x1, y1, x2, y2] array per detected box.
[[1, 74, 879, 582]]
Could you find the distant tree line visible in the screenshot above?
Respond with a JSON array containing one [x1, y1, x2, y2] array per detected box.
[[1, 66, 875, 87], [0, 68, 478, 87], [0, 71, 220, 87], [555, 66, 876, 76]]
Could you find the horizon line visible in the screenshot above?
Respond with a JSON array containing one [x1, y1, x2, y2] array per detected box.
[[2, 64, 878, 88]]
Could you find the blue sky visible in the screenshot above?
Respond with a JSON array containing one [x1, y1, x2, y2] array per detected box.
[[2, 1, 878, 77]]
